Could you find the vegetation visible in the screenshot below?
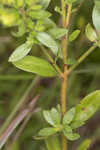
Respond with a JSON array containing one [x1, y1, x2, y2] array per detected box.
[[0, 0, 100, 150]]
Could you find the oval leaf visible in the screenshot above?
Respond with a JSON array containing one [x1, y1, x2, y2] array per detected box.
[[48, 28, 68, 39], [43, 110, 55, 126], [64, 132, 80, 141], [92, 5, 100, 34], [69, 30, 80, 42], [13, 56, 57, 77], [36, 32, 58, 55], [9, 43, 32, 62], [38, 127, 57, 136], [50, 108, 61, 126], [73, 90, 100, 124], [63, 107, 76, 125], [85, 24, 98, 42]]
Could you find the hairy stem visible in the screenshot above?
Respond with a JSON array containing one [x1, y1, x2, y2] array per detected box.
[[61, 1, 72, 150]]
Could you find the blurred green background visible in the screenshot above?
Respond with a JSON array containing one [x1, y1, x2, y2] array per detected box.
[[0, 0, 100, 149]]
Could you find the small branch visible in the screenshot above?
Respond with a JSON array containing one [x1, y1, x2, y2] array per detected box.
[[41, 46, 64, 78], [69, 44, 97, 74]]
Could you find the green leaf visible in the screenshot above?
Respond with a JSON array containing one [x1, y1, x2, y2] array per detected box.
[[48, 28, 68, 39], [77, 139, 91, 150], [45, 136, 61, 150], [92, 5, 100, 34], [36, 32, 58, 55], [73, 90, 100, 125], [43, 110, 55, 126], [28, 10, 51, 20], [38, 127, 57, 136], [55, 6, 62, 15], [85, 24, 97, 42], [40, 0, 51, 9], [50, 108, 61, 126], [43, 18, 57, 29], [12, 22, 26, 37], [63, 107, 76, 125], [71, 121, 85, 129], [63, 125, 72, 134], [63, 125, 80, 141], [64, 132, 80, 141], [9, 43, 32, 62], [12, 56, 57, 77], [69, 30, 80, 42]]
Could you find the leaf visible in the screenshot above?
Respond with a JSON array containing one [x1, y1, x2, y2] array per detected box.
[[63, 125, 72, 134], [28, 10, 51, 20], [43, 110, 55, 126], [92, 5, 100, 34], [63, 125, 80, 141], [50, 108, 61, 126], [45, 136, 61, 150], [63, 107, 76, 125], [64, 132, 80, 141], [36, 32, 58, 55], [85, 24, 97, 42], [12, 22, 26, 37], [13, 56, 57, 77], [40, 0, 51, 9], [73, 90, 100, 125], [71, 121, 85, 129], [9, 43, 32, 62], [69, 30, 80, 42], [77, 139, 91, 150], [38, 128, 57, 136], [48, 28, 67, 39]]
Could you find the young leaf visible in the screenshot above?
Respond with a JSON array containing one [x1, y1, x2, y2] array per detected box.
[[36, 32, 58, 55], [92, 5, 100, 34], [9, 43, 32, 62], [73, 90, 100, 125], [50, 108, 61, 126], [85, 24, 97, 42], [69, 30, 80, 42], [77, 139, 91, 150], [63, 107, 76, 125], [38, 127, 57, 137], [45, 136, 61, 150], [64, 132, 80, 141], [43, 110, 55, 126], [13, 56, 57, 77], [48, 28, 67, 39]]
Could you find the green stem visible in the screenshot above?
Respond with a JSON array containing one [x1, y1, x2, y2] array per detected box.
[[41, 46, 63, 78], [69, 44, 97, 73]]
